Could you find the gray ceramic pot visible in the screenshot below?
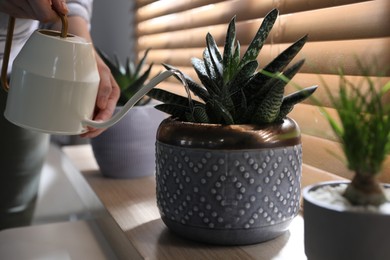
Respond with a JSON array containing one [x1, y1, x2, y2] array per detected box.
[[0, 89, 49, 229], [91, 105, 166, 179], [303, 181, 390, 260], [155, 117, 302, 245]]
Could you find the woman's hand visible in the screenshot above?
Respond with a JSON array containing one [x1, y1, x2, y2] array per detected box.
[[0, 0, 68, 22], [41, 15, 121, 138], [80, 54, 120, 138], [57, 15, 121, 139]]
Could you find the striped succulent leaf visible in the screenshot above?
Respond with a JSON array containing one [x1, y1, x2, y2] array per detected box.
[[244, 35, 308, 98], [190, 105, 210, 123], [251, 59, 306, 123], [223, 16, 237, 84], [202, 46, 223, 92], [228, 60, 258, 95], [276, 85, 318, 120], [192, 57, 220, 96], [148, 88, 202, 121], [206, 99, 234, 125], [206, 33, 224, 88], [151, 8, 317, 125], [162, 63, 210, 102], [252, 80, 284, 123], [239, 8, 278, 69], [228, 60, 258, 110], [154, 103, 189, 119]]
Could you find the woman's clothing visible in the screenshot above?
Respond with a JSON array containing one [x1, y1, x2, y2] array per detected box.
[[0, 0, 93, 73], [0, 0, 93, 230]]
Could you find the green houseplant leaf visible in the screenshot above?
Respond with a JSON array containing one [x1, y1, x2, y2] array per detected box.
[[317, 69, 390, 206], [97, 48, 153, 106], [148, 9, 317, 125]]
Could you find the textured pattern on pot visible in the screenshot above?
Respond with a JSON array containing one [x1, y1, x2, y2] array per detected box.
[[155, 117, 302, 245]]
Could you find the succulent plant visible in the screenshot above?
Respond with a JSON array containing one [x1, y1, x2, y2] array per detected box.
[[147, 9, 317, 125], [97, 48, 153, 106]]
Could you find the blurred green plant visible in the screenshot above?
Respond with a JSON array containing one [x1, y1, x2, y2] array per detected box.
[[97, 48, 153, 106], [321, 69, 390, 206]]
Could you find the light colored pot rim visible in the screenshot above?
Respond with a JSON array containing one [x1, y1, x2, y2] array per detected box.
[[303, 180, 390, 215]]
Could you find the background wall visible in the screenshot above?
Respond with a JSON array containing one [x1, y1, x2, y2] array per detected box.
[[90, 0, 135, 63]]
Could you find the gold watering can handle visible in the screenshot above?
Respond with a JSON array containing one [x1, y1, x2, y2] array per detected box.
[[1, 11, 68, 92]]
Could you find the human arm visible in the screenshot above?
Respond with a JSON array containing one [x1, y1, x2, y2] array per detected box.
[[49, 15, 120, 138], [0, 0, 68, 22]]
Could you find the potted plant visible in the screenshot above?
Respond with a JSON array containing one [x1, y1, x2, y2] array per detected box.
[[147, 9, 317, 245], [90, 49, 167, 178], [303, 72, 390, 260]]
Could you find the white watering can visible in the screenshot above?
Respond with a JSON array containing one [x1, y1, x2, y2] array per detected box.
[[1, 14, 177, 135]]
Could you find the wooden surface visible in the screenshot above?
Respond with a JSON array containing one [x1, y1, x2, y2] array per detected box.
[[63, 144, 344, 260]]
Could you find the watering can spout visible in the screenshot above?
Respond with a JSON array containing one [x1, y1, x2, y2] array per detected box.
[[82, 70, 176, 129]]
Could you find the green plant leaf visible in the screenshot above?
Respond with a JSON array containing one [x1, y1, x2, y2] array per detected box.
[[154, 103, 189, 120], [251, 81, 284, 124], [223, 16, 237, 84], [277, 85, 318, 120], [134, 48, 151, 78], [251, 59, 305, 123], [233, 41, 241, 71], [228, 60, 258, 94], [263, 34, 308, 75], [239, 8, 278, 69], [228, 60, 258, 109], [206, 33, 223, 78], [191, 57, 219, 95], [126, 57, 135, 78], [243, 35, 307, 99], [203, 46, 223, 91], [155, 11, 316, 125], [119, 63, 153, 104], [96, 49, 124, 84], [162, 63, 210, 102], [97, 48, 154, 106], [206, 99, 234, 124], [149, 87, 197, 104], [191, 104, 210, 123]]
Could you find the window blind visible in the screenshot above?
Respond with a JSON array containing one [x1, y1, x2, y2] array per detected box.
[[134, 0, 390, 182]]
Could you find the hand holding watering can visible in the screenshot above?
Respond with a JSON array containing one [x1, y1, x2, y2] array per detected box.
[[1, 4, 177, 135]]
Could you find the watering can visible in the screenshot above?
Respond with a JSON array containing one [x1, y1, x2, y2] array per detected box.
[[1, 14, 176, 135]]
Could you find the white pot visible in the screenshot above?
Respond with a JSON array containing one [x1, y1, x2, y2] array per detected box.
[[303, 181, 390, 260]]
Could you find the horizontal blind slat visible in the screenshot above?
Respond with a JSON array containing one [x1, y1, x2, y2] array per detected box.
[[136, 0, 226, 22], [289, 104, 339, 141], [135, 0, 157, 9], [301, 134, 352, 179], [301, 164, 346, 188], [137, 0, 379, 37], [138, 0, 389, 46], [301, 134, 390, 182], [141, 37, 390, 76]]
